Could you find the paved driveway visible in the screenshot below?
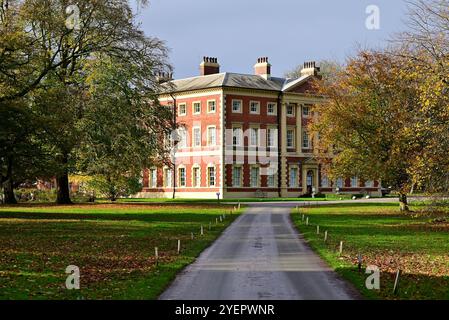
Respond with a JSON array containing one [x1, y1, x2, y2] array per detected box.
[[159, 203, 360, 300]]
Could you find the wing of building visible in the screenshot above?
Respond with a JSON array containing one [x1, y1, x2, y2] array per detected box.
[[138, 57, 381, 199]]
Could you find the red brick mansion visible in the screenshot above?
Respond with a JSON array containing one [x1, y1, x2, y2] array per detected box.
[[138, 57, 381, 199]]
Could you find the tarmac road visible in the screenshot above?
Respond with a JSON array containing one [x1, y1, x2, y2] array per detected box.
[[159, 203, 360, 300]]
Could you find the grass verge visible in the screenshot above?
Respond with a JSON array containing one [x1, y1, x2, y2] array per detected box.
[[0, 203, 242, 300], [291, 202, 449, 300]]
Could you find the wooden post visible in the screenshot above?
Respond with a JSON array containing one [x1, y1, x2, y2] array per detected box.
[[306, 217, 309, 226], [209, 222, 211, 230], [302, 214, 304, 222], [238, 202, 241, 210], [191, 232, 194, 240], [201, 225, 204, 236], [324, 231, 328, 242], [316, 225, 320, 234], [219, 215, 223, 222], [393, 270, 401, 294], [339, 241, 343, 255], [177, 240, 181, 254], [215, 218, 218, 225], [155, 247, 159, 266]]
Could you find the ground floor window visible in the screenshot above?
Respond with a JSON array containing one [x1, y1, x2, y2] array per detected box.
[[192, 166, 201, 187], [289, 167, 298, 187], [149, 169, 157, 188], [232, 166, 242, 187], [250, 167, 259, 187], [164, 168, 172, 187], [351, 176, 358, 188], [321, 174, 329, 187], [336, 178, 343, 188], [208, 166, 216, 187], [179, 168, 186, 187], [267, 167, 277, 187], [365, 180, 374, 188]]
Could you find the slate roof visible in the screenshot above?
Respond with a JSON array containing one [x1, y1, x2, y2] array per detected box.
[[161, 72, 311, 93]]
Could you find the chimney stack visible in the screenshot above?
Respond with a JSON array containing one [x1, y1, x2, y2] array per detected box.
[[300, 61, 320, 77], [254, 57, 271, 79], [200, 56, 220, 76], [156, 71, 173, 84]]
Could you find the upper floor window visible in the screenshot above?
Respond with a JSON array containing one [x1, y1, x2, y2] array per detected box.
[[267, 102, 277, 115], [193, 127, 201, 147], [287, 129, 295, 148], [267, 128, 277, 148], [178, 103, 186, 116], [232, 126, 242, 146], [249, 127, 259, 147], [207, 126, 216, 146], [250, 101, 260, 114], [287, 105, 295, 116], [302, 130, 310, 149], [208, 100, 216, 113], [232, 100, 242, 113], [193, 102, 201, 115], [177, 128, 187, 148], [302, 105, 311, 117]]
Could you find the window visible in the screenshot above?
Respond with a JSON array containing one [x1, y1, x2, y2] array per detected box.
[[208, 100, 216, 113], [336, 178, 343, 188], [232, 100, 242, 113], [267, 102, 277, 115], [287, 104, 295, 116], [177, 128, 187, 148], [321, 175, 329, 187], [289, 167, 298, 187], [232, 126, 242, 146], [302, 131, 310, 149], [178, 103, 186, 116], [193, 127, 201, 147], [249, 127, 259, 147], [302, 105, 311, 117], [208, 166, 216, 187], [287, 129, 295, 148], [365, 180, 374, 188], [351, 176, 358, 187], [250, 101, 260, 114], [267, 167, 277, 187], [192, 167, 201, 187], [149, 169, 157, 188], [193, 102, 201, 114], [232, 166, 242, 187], [207, 126, 216, 146], [178, 168, 186, 187], [250, 167, 259, 187], [164, 168, 172, 187], [267, 128, 277, 147]]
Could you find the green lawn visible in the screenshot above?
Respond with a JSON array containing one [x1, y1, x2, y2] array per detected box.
[[0, 203, 242, 300], [291, 202, 449, 300]]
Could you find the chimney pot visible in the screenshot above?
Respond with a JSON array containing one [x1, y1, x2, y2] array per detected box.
[[200, 56, 220, 76], [254, 56, 271, 79]]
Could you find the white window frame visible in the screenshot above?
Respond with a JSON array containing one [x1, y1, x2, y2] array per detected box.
[[302, 130, 310, 149], [193, 126, 202, 147], [207, 126, 217, 146], [267, 102, 277, 115], [232, 125, 243, 146], [193, 101, 201, 115], [192, 165, 201, 188], [178, 167, 186, 187], [287, 128, 295, 148], [351, 176, 358, 188], [336, 178, 344, 188], [250, 166, 260, 187], [177, 127, 187, 148], [207, 165, 216, 187], [267, 167, 277, 187], [232, 166, 243, 187], [232, 99, 242, 113], [207, 100, 216, 113], [178, 103, 187, 116], [249, 101, 260, 115], [287, 104, 295, 117], [321, 174, 329, 187], [267, 127, 278, 148], [249, 127, 259, 147], [289, 166, 298, 187], [163, 167, 172, 188], [302, 105, 311, 117], [149, 168, 157, 188], [365, 180, 374, 188]]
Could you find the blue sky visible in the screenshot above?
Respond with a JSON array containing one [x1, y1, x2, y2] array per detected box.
[[136, 0, 410, 79]]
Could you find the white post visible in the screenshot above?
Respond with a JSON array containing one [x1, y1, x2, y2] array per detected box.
[[339, 241, 343, 254], [393, 270, 401, 294], [238, 202, 241, 210], [201, 225, 204, 236], [324, 231, 328, 242], [216, 218, 218, 225], [155, 247, 159, 266], [209, 222, 211, 230], [191, 232, 194, 240], [177, 240, 181, 254], [316, 225, 320, 234], [302, 214, 304, 222], [306, 217, 309, 226], [220, 216, 223, 222]]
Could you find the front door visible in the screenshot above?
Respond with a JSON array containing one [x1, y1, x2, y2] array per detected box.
[[306, 170, 314, 195]]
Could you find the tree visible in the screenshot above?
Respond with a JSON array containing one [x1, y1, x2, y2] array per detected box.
[[15, 0, 171, 203], [311, 51, 420, 211]]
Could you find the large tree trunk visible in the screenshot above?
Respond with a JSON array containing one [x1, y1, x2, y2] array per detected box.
[[56, 154, 72, 204], [399, 193, 409, 212], [2, 157, 17, 204]]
